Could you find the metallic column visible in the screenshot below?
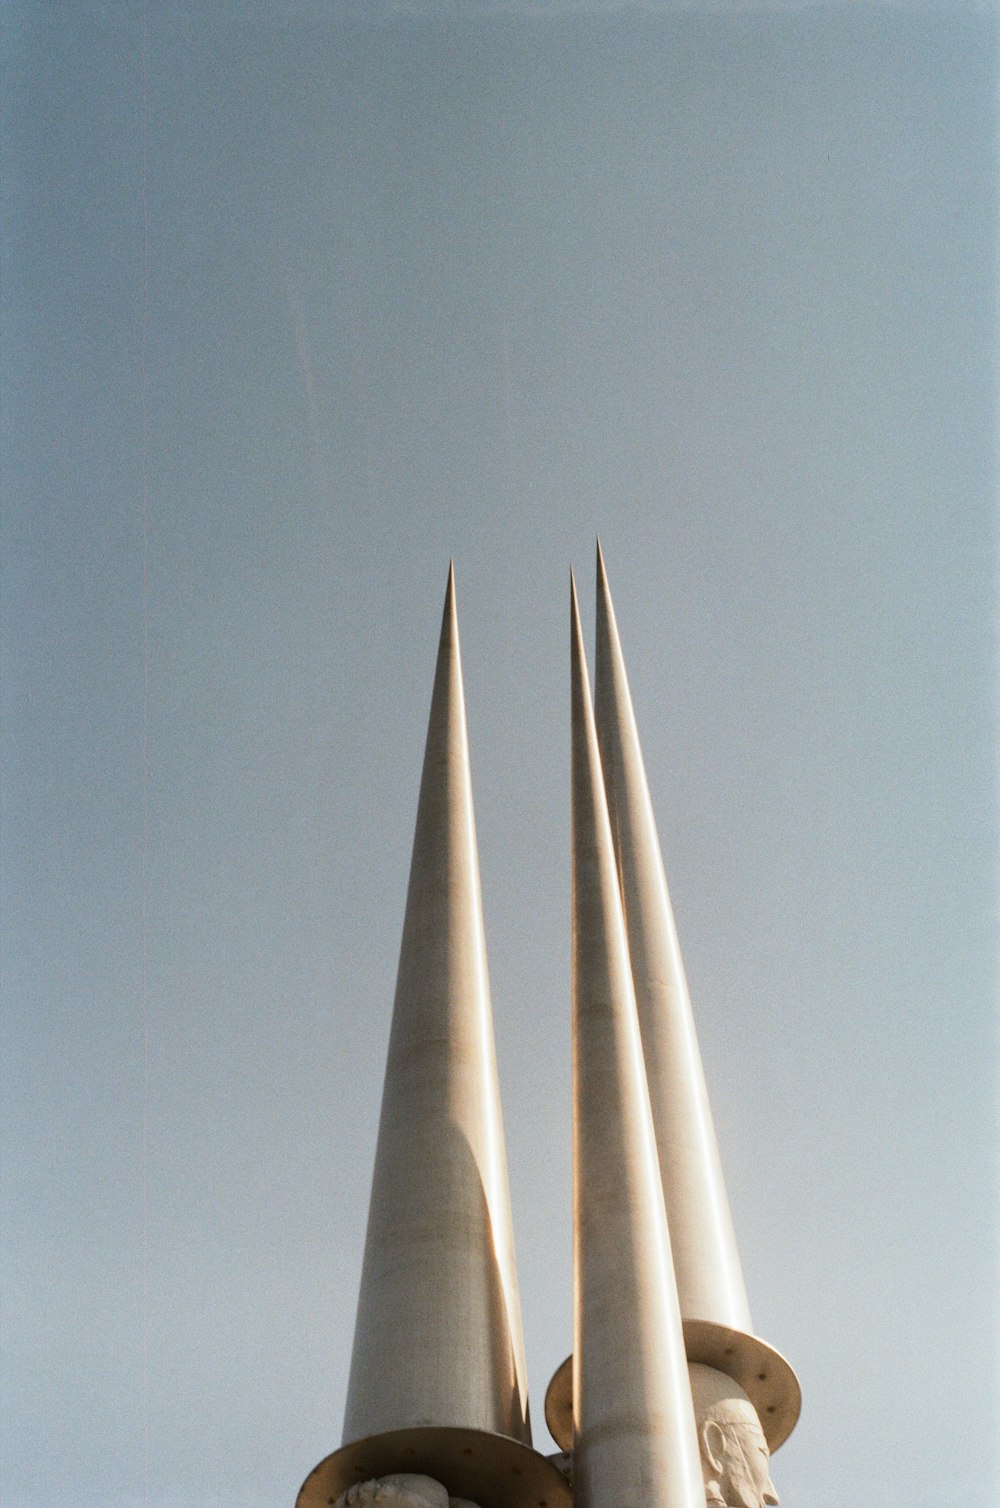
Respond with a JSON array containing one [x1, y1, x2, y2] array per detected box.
[[298, 567, 568, 1508], [591, 542, 799, 1449], [569, 573, 704, 1508]]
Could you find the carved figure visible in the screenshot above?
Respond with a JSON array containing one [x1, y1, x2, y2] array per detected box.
[[334, 1476, 480, 1508], [688, 1364, 778, 1508]]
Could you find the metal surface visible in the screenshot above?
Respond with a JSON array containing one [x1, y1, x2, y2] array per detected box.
[[544, 1320, 800, 1454], [682, 1320, 801, 1450], [340, 565, 531, 1447], [592, 542, 801, 1444], [296, 1429, 572, 1508], [569, 574, 704, 1508], [543, 1357, 572, 1451], [593, 540, 751, 1330]]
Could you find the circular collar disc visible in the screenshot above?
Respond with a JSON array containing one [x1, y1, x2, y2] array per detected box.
[[683, 1320, 801, 1451], [543, 1324, 800, 1456], [297, 1427, 573, 1508]]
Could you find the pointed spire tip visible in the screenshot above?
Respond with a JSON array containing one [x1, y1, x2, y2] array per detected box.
[[570, 567, 583, 635], [596, 537, 610, 593]]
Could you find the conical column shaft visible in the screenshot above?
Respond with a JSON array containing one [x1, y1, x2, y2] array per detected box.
[[570, 575, 704, 1508], [594, 543, 751, 1331], [343, 566, 530, 1446]]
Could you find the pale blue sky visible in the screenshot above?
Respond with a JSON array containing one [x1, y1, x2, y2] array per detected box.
[[2, 4, 996, 1507]]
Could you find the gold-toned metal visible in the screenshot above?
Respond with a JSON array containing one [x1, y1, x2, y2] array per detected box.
[[304, 566, 532, 1504], [568, 573, 704, 1508], [682, 1320, 801, 1450], [297, 554, 803, 1508], [296, 1429, 572, 1508], [590, 542, 801, 1451], [593, 541, 751, 1332], [544, 1321, 800, 1456], [543, 1357, 572, 1450]]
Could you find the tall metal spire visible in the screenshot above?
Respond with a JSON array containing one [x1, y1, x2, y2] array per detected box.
[[298, 567, 569, 1508], [569, 572, 704, 1508], [591, 541, 800, 1449]]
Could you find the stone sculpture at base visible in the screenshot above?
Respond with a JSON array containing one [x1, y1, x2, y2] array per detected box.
[[333, 1474, 481, 1508], [689, 1365, 778, 1508]]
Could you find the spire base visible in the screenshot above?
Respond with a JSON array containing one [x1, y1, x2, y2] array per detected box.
[[297, 1429, 572, 1508], [542, 1358, 571, 1450], [544, 1324, 800, 1455], [681, 1320, 800, 1450]]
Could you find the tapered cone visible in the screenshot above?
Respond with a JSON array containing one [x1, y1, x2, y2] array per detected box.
[[592, 541, 800, 1449], [298, 568, 569, 1508], [569, 574, 704, 1508]]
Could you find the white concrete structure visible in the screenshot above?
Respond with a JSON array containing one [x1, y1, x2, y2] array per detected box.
[[569, 573, 704, 1508]]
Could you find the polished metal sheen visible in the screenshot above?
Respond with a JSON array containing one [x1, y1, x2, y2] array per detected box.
[[569, 574, 705, 1508], [296, 557, 803, 1508], [592, 544, 800, 1452], [298, 568, 571, 1508]]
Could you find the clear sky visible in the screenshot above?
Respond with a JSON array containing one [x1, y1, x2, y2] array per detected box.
[[1, 3, 996, 1507]]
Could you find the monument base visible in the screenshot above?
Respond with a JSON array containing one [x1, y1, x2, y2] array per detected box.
[[543, 1321, 800, 1454], [297, 1427, 574, 1508]]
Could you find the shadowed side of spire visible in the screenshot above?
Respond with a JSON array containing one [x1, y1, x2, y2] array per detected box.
[[593, 541, 800, 1449], [570, 572, 704, 1508], [593, 541, 751, 1332], [343, 563, 530, 1446]]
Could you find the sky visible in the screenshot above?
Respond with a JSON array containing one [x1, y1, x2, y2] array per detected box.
[[1, 3, 997, 1507]]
